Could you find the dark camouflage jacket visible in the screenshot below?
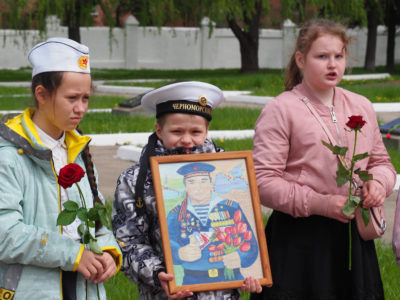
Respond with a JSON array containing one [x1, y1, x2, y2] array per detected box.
[[112, 136, 241, 300]]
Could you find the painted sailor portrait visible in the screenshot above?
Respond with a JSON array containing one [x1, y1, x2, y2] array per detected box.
[[163, 161, 259, 285]]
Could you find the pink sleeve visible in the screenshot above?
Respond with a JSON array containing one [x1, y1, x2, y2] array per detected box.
[[252, 100, 331, 218], [365, 108, 396, 196]]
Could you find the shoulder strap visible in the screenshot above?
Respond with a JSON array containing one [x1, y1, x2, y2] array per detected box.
[[299, 96, 349, 169], [300, 96, 337, 145], [135, 132, 158, 204]]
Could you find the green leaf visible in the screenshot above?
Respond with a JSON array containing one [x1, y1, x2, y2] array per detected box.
[[322, 140, 334, 151], [88, 220, 96, 228], [322, 140, 348, 155], [353, 152, 370, 162], [94, 202, 106, 210], [336, 162, 350, 186], [98, 209, 111, 230], [354, 169, 373, 182], [89, 239, 103, 255], [360, 207, 371, 226], [77, 208, 88, 222], [63, 200, 79, 212], [78, 224, 86, 236], [56, 210, 77, 226], [349, 195, 361, 204], [83, 231, 91, 244], [88, 208, 99, 221], [342, 199, 356, 216]]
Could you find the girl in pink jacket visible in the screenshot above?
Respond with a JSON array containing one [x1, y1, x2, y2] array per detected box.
[[251, 19, 395, 300]]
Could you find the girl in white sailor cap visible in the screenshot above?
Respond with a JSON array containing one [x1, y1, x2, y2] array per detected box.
[[112, 81, 262, 300], [0, 37, 121, 300]]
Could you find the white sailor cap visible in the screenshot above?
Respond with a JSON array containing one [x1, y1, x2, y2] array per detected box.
[[141, 81, 224, 121], [28, 37, 90, 77]]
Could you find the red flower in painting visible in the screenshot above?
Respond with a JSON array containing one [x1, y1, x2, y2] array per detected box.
[[345, 115, 366, 130], [58, 163, 85, 189]]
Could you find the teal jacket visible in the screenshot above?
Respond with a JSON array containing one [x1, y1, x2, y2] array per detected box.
[[0, 109, 121, 299]]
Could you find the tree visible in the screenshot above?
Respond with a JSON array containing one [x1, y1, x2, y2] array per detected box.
[[280, 0, 366, 25], [224, 0, 268, 73], [383, 0, 400, 72], [0, 0, 118, 43], [120, 0, 270, 73], [363, 0, 382, 71]]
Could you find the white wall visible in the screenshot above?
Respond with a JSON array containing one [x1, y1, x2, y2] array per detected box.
[[0, 16, 398, 70]]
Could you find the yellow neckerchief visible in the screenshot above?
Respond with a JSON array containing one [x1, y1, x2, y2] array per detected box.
[[6, 108, 90, 163]]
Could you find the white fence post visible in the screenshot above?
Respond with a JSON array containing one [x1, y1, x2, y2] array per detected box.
[[282, 19, 297, 69], [200, 17, 216, 69], [124, 15, 139, 69], [45, 15, 65, 38]]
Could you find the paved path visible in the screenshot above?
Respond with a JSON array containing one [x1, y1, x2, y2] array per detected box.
[[90, 145, 398, 245]]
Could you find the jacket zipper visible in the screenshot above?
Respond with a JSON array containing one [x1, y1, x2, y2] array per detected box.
[[329, 106, 342, 146]]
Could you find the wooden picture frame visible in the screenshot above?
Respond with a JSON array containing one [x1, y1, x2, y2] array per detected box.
[[150, 150, 272, 294]]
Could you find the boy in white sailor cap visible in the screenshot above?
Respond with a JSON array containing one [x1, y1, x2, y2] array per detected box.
[[0, 37, 121, 300], [112, 81, 262, 299]]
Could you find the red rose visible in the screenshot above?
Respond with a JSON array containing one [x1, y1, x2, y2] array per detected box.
[[58, 163, 85, 189], [346, 115, 366, 130], [386, 133, 391, 139]]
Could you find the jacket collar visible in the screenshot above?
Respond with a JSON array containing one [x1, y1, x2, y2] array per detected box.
[[4, 108, 90, 162], [293, 81, 342, 117], [294, 81, 340, 107], [153, 136, 220, 157]]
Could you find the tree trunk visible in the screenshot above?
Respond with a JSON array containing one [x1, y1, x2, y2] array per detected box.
[[385, 0, 397, 72], [67, 0, 81, 43], [364, 1, 379, 71], [386, 17, 396, 72], [226, 0, 262, 73]]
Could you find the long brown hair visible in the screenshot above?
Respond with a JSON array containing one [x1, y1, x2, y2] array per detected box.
[[76, 127, 104, 231], [284, 19, 352, 91]]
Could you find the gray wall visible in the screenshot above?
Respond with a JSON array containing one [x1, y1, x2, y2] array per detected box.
[[0, 16, 399, 70]]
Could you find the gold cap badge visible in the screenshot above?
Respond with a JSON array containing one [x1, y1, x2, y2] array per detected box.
[[198, 95, 208, 106]]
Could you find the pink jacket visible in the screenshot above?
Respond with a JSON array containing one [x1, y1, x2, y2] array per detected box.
[[253, 81, 396, 218]]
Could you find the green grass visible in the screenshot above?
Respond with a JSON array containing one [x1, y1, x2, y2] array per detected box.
[[104, 272, 139, 299], [102, 242, 400, 300], [103, 200, 400, 300], [106, 71, 286, 97], [339, 80, 400, 103], [376, 241, 400, 300], [1, 66, 400, 102], [1, 64, 399, 82], [386, 147, 400, 173], [213, 138, 254, 151], [0, 85, 129, 110], [78, 107, 261, 134]]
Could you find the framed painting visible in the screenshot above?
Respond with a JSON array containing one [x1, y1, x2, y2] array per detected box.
[[150, 150, 272, 294]]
